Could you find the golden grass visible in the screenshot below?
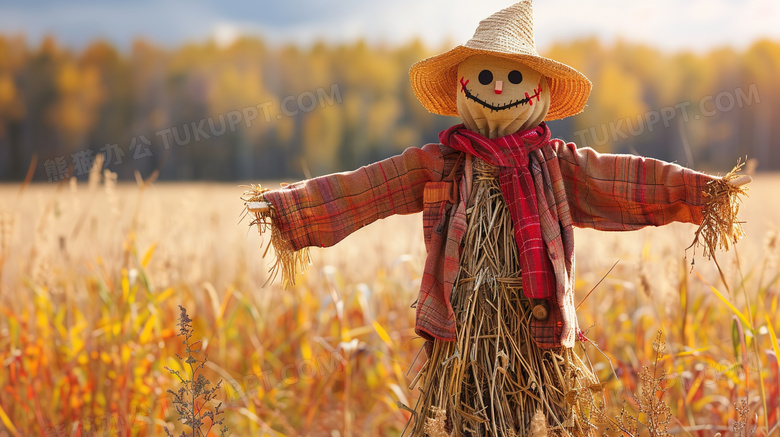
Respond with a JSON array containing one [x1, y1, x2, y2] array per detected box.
[[0, 173, 779, 436]]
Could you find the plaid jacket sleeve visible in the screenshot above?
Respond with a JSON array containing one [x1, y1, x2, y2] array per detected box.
[[554, 140, 717, 231], [263, 143, 457, 250]]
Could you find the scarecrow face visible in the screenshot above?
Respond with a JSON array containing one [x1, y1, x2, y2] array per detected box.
[[456, 54, 550, 138]]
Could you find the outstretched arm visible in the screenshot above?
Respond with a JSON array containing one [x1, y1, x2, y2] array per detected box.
[[259, 143, 456, 248], [553, 140, 748, 231], [243, 143, 460, 283]]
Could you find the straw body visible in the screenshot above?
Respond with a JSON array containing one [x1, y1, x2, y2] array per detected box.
[[409, 159, 601, 436]]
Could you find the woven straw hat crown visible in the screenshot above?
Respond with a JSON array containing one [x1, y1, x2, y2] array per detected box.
[[410, 0, 591, 121]]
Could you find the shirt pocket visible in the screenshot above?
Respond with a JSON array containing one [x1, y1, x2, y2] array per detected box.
[[422, 181, 455, 250]]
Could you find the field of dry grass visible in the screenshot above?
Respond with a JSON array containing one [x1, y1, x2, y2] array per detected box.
[[0, 171, 779, 436]]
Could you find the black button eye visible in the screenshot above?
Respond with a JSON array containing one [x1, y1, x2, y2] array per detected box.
[[478, 70, 493, 85], [508, 70, 523, 84]]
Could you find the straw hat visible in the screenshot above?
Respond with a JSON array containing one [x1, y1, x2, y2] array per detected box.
[[410, 0, 591, 121]]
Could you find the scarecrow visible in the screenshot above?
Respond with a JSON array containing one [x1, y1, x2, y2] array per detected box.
[[243, 1, 749, 435]]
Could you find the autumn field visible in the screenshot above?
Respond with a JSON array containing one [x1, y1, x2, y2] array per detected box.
[[0, 171, 779, 436]]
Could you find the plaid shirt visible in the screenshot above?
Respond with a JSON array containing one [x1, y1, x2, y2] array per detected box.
[[263, 132, 715, 348]]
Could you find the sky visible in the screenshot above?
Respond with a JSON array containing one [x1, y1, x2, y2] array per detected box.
[[0, 0, 778, 53]]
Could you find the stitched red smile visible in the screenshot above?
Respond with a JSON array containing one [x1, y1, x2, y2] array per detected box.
[[460, 76, 542, 112]]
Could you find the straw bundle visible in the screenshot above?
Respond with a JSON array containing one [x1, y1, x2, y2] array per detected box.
[[690, 161, 749, 258], [409, 159, 601, 436], [241, 184, 311, 287]]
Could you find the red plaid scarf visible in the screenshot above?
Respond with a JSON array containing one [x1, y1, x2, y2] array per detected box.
[[439, 123, 556, 301]]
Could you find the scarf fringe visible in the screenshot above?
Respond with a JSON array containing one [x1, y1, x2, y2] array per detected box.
[[241, 184, 311, 287], [690, 160, 748, 258]]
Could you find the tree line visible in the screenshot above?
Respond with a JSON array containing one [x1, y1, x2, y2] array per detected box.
[[0, 35, 778, 182]]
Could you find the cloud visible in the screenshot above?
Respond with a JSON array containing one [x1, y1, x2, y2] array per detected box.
[[0, 0, 777, 52], [0, 0, 218, 48]]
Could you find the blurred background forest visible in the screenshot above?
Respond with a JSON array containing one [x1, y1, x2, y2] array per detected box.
[[0, 34, 779, 182]]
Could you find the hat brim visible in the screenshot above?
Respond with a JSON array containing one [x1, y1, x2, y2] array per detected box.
[[410, 45, 592, 121]]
